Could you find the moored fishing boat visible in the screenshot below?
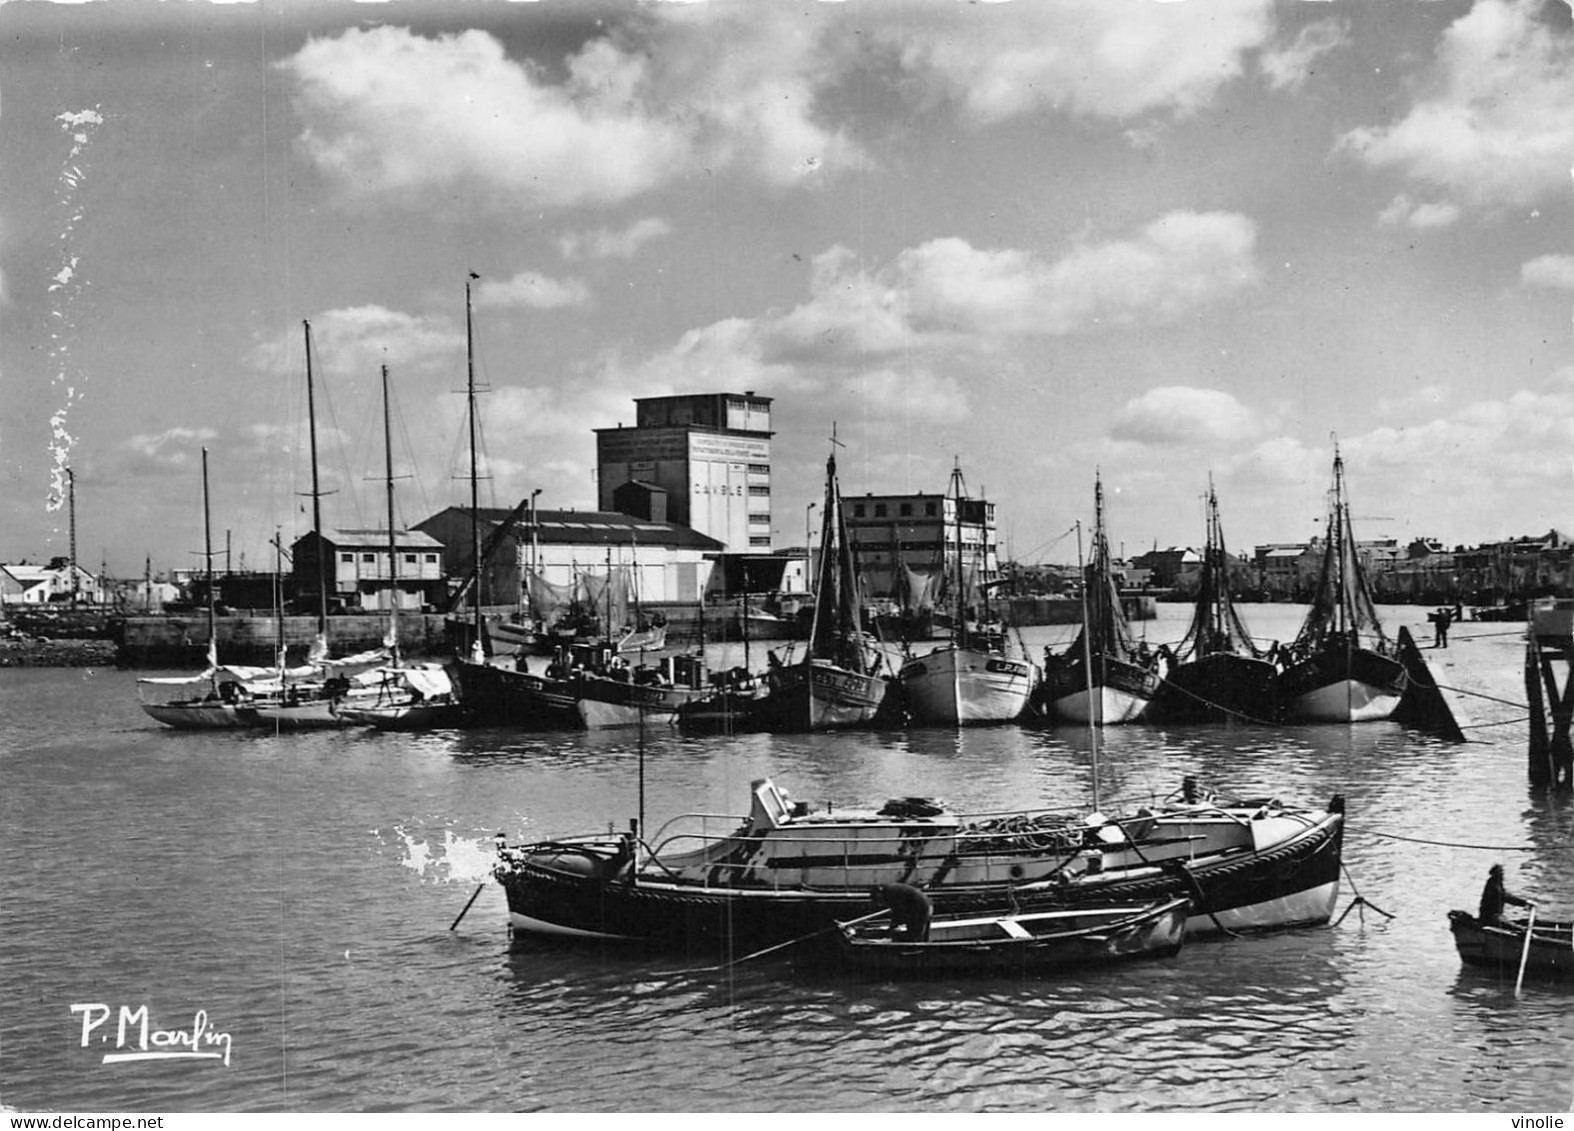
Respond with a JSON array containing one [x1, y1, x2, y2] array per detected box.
[[1035, 478, 1161, 725], [1279, 447, 1407, 722], [138, 448, 264, 729], [493, 776, 1345, 954], [898, 463, 1038, 726], [1151, 483, 1279, 724], [747, 446, 891, 731], [835, 896, 1189, 978], [1448, 910, 1573, 981], [335, 665, 461, 730]]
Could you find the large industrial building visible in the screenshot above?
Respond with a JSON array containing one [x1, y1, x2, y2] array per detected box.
[[594, 392, 774, 553]]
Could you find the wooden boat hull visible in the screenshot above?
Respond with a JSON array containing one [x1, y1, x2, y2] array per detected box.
[[898, 645, 1037, 725], [1281, 646, 1406, 722], [1449, 910, 1573, 980], [140, 701, 250, 729], [450, 658, 580, 729], [335, 701, 462, 730], [239, 698, 355, 729], [753, 659, 890, 731], [1153, 652, 1281, 725], [836, 898, 1189, 978], [573, 678, 706, 729], [1040, 654, 1158, 724], [496, 790, 1345, 954]]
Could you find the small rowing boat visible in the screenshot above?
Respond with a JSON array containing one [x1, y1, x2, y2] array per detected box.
[[835, 896, 1190, 978], [1448, 910, 1573, 981]]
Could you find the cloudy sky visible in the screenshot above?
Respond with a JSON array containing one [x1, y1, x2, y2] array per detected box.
[[4, 0, 1574, 577]]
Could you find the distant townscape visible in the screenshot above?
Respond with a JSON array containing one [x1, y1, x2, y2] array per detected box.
[[3, 391, 1569, 623]]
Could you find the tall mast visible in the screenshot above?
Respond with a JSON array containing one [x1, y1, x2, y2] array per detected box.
[[466, 274, 483, 657], [951, 460, 966, 649], [1076, 518, 1100, 802], [202, 447, 216, 672], [303, 321, 328, 639], [382, 364, 400, 667], [1333, 446, 1346, 638]]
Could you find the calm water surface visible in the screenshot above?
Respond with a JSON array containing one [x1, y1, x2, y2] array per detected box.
[[2, 605, 1570, 1112]]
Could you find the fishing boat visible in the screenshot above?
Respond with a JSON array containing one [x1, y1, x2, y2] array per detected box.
[[335, 664, 461, 730], [138, 448, 271, 729], [1151, 483, 1280, 724], [1036, 478, 1161, 724], [747, 446, 891, 731], [1447, 910, 1573, 981], [334, 365, 462, 730], [1278, 447, 1407, 722], [493, 775, 1346, 954], [898, 463, 1038, 725], [560, 645, 711, 729], [241, 321, 382, 730], [834, 897, 1189, 978]]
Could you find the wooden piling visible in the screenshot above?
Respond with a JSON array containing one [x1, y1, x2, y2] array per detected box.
[[1524, 601, 1574, 792]]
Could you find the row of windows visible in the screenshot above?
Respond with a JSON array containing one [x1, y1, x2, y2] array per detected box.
[[340, 552, 439, 565], [853, 501, 940, 519]]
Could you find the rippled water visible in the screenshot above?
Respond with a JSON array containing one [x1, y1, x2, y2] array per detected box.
[[2, 605, 1570, 1112]]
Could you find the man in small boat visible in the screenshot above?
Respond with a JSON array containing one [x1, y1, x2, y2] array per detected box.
[[1478, 863, 1532, 926], [873, 882, 932, 941]]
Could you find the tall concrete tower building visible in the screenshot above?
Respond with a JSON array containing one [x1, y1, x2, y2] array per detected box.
[[595, 393, 774, 553]]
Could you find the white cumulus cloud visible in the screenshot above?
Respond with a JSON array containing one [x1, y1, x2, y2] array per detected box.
[[1111, 387, 1263, 446], [1522, 254, 1574, 289], [1338, 0, 1574, 214]]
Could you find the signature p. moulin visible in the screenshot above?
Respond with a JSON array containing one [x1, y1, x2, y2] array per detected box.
[[69, 1003, 233, 1067]]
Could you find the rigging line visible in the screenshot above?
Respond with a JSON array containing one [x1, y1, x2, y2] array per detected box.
[[1426, 683, 1530, 711], [1352, 829, 1539, 852], [1455, 715, 1531, 731]]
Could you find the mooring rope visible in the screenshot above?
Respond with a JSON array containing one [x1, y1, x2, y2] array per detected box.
[[1352, 827, 1538, 852]]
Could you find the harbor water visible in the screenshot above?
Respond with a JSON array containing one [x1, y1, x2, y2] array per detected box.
[[2, 604, 1570, 1112]]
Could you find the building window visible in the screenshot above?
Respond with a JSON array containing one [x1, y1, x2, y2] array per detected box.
[[747, 463, 770, 475], [748, 536, 772, 547], [748, 485, 770, 496], [925, 502, 937, 517], [900, 503, 913, 517], [340, 553, 353, 564], [362, 553, 376, 563], [424, 554, 437, 564], [874, 504, 887, 518], [853, 504, 865, 517], [404, 554, 417, 565]]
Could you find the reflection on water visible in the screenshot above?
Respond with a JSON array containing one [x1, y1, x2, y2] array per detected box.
[[2, 606, 1572, 1111]]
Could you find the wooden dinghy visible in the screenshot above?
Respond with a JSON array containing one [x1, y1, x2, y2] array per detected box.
[[834, 897, 1190, 979], [1448, 910, 1573, 981]]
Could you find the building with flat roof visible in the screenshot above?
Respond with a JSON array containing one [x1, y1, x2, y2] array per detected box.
[[291, 528, 448, 612], [844, 488, 999, 608], [595, 392, 774, 553]]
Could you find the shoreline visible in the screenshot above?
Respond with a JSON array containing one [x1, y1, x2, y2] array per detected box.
[[0, 637, 119, 667]]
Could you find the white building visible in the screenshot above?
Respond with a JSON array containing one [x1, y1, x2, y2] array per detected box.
[[1, 562, 102, 605]]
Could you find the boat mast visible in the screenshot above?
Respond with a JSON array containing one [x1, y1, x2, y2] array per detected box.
[[202, 447, 217, 676], [1332, 446, 1347, 639], [1076, 518, 1100, 805], [1207, 482, 1223, 648], [382, 364, 400, 668], [951, 460, 967, 650], [302, 322, 329, 644], [466, 273, 483, 660]]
